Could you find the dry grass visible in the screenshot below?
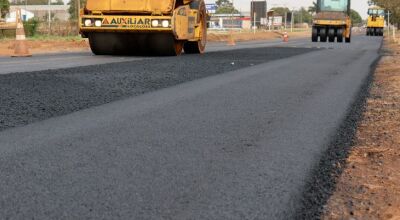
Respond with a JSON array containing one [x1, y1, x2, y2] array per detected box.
[[207, 30, 310, 42], [0, 39, 89, 56]]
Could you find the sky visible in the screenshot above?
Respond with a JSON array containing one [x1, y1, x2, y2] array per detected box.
[[205, 0, 369, 18], [63, 0, 369, 19]]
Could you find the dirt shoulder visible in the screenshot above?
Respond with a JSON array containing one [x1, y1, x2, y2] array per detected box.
[[323, 37, 400, 219], [0, 30, 309, 56], [207, 30, 309, 42], [0, 38, 90, 56]]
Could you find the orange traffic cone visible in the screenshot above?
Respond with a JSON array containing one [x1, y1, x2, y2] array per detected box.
[[283, 32, 289, 42], [12, 9, 31, 57], [227, 32, 236, 46]]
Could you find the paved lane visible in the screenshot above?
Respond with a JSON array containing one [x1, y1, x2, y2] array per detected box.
[[0, 36, 382, 219]]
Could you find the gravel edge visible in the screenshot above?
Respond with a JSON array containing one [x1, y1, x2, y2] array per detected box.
[[295, 41, 384, 219]]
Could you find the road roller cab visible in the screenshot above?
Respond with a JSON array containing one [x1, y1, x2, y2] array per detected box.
[[311, 0, 352, 43], [366, 6, 385, 36], [80, 0, 207, 56]]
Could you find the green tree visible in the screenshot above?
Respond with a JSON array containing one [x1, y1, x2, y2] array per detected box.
[[68, 0, 86, 20], [215, 0, 238, 14], [308, 1, 318, 13], [350, 9, 362, 25], [372, 0, 400, 26], [295, 7, 313, 24], [216, 6, 238, 14], [269, 7, 290, 16], [215, 0, 232, 8], [0, 0, 10, 18]]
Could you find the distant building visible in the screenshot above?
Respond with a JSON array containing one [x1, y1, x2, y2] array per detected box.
[[209, 14, 243, 29], [10, 5, 70, 21], [5, 8, 34, 22]]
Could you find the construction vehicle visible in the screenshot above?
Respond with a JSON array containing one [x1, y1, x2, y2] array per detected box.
[[366, 5, 385, 36], [312, 0, 352, 43], [79, 0, 207, 56]]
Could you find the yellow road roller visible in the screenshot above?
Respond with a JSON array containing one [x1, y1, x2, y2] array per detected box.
[[312, 0, 352, 43], [79, 0, 207, 56], [366, 6, 385, 36]]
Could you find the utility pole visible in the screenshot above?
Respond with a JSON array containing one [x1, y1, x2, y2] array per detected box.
[[251, 0, 255, 34], [48, 0, 51, 34], [387, 10, 390, 37], [77, 0, 81, 33], [230, 0, 234, 29], [291, 10, 294, 32], [254, 12, 256, 34], [25, 0, 27, 21], [284, 11, 287, 30], [77, 0, 80, 20]]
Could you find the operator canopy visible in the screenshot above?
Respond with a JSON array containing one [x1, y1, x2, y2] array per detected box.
[[368, 8, 385, 16], [86, 0, 192, 14], [319, 0, 349, 12]]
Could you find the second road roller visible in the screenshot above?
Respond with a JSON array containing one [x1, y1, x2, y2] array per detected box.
[[312, 0, 352, 43], [366, 5, 385, 36], [79, 0, 207, 56]]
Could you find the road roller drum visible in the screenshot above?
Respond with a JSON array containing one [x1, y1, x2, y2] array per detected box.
[[80, 0, 207, 56]]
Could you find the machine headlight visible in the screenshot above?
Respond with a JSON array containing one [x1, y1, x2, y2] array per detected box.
[[151, 20, 159, 27], [162, 20, 170, 28], [84, 19, 92, 27], [94, 20, 102, 27]]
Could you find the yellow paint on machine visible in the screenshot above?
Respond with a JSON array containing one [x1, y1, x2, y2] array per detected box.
[[86, 0, 175, 14], [80, 15, 171, 32], [367, 17, 385, 28], [313, 20, 347, 26]]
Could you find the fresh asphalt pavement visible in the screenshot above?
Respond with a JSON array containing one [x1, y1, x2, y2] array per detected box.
[[0, 36, 382, 219]]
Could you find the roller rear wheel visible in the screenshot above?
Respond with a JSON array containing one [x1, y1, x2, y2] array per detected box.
[[312, 27, 318, 42], [328, 28, 335, 42], [345, 33, 351, 43], [337, 28, 344, 43], [320, 28, 327, 42], [379, 28, 384, 36]]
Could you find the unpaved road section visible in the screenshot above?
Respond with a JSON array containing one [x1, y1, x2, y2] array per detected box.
[[0, 37, 307, 75], [0, 31, 309, 56], [323, 39, 400, 219], [0, 36, 381, 219], [0, 47, 315, 131]]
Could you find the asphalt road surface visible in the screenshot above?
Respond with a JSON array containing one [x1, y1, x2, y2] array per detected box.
[[0, 36, 382, 219]]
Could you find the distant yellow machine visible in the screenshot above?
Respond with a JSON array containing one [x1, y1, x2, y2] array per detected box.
[[79, 0, 207, 56], [312, 0, 352, 43], [366, 6, 385, 36]]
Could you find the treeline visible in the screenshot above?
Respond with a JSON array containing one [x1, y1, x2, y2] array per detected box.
[[68, 0, 86, 20], [269, 6, 362, 25], [373, 0, 400, 26], [11, 0, 64, 5]]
